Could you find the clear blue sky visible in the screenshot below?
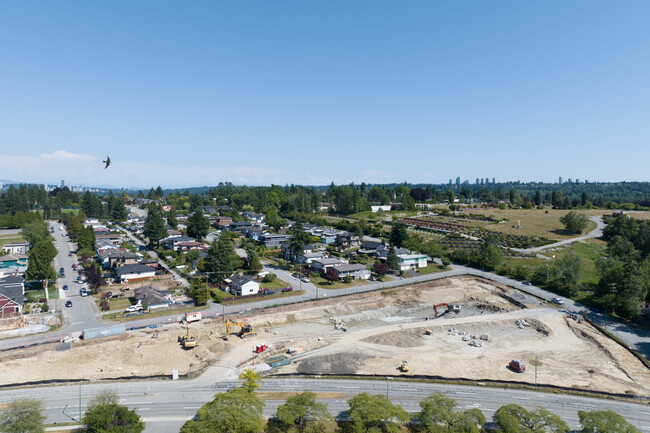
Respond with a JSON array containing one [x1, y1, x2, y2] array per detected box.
[[1, 1, 649, 189]]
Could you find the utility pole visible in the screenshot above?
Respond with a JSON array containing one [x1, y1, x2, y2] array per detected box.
[[535, 355, 538, 391], [79, 377, 83, 421]]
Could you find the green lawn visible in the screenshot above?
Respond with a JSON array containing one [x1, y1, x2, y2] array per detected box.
[[540, 241, 605, 287], [410, 264, 449, 275], [222, 289, 306, 305], [258, 277, 291, 291], [311, 275, 369, 290], [96, 297, 131, 311], [0, 233, 25, 250], [103, 304, 208, 322]]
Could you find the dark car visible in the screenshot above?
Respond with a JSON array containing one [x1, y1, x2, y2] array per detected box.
[[63, 285, 68, 291], [59, 267, 64, 273], [281, 287, 293, 292], [65, 300, 72, 307], [292, 273, 301, 278], [522, 281, 532, 286], [68, 252, 73, 256], [266, 291, 275, 296]]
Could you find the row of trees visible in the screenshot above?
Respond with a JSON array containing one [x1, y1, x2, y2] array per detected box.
[[179, 370, 640, 433], [596, 214, 650, 319], [0, 390, 143, 433]]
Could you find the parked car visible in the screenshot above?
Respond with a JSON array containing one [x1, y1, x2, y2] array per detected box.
[[63, 285, 68, 291], [281, 287, 293, 292], [509, 359, 526, 373], [102, 291, 113, 299], [301, 277, 310, 283], [523, 281, 532, 286], [264, 291, 275, 296], [292, 273, 301, 278], [65, 300, 72, 308], [80, 289, 88, 297], [551, 297, 564, 305], [68, 252, 73, 256], [125, 305, 143, 313]]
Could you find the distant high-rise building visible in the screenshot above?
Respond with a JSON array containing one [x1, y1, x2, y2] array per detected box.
[[568, 178, 572, 184], [559, 177, 563, 185], [480, 178, 484, 185], [463, 180, 469, 184], [484, 177, 489, 185], [492, 177, 496, 184], [575, 178, 580, 184], [60, 180, 65, 188], [449, 179, 452, 186], [476, 178, 479, 185], [455, 177, 461, 186]]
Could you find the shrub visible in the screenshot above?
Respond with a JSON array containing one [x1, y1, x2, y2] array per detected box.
[[262, 273, 277, 283], [41, 303, 49, 312]]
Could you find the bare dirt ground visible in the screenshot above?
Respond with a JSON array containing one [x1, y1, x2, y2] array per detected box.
[[0, 277, 648, 397]]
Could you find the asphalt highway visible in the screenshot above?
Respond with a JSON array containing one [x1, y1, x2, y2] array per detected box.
[[1, 376, 648, 433]]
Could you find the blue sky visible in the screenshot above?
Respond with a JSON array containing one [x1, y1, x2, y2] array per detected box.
[[1, 1, 649, 188]]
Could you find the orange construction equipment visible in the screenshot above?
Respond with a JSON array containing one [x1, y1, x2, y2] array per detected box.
[[433, 303, 449, 316]]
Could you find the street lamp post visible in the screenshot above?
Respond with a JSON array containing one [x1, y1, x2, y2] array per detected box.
[[386, 375, 391, 398], [79, 377, 83, 421]]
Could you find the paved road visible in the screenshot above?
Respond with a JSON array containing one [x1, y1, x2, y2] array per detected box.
[[49, 222, 101, 332], [512, 216, 605, 254], [0, 376, 647, 433]]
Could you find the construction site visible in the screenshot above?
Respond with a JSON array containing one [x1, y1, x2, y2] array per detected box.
[[0, 276, 648, 397]]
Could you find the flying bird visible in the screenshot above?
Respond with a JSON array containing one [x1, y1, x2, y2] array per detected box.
[[102, 156, 111, 169]]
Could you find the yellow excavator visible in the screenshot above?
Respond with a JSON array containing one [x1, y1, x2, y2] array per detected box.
[[224, 319, 255, 340], [179, 323, 196, 349]]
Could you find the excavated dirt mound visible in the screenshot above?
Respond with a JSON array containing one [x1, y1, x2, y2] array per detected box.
[[362, 329, 424, 348]]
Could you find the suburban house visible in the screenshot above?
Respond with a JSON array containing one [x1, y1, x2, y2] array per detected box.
[[93, 226, 109, 236], [258, 234, 289, 248], [332, 264, 371, 280], [320, 229, 338, 244], [229, 221, 254, 233], [174, 241, 206, 253], [243, 227, 265, 241], [281, 243, 324, 262], [371, 205, 392, 212], [163, 236, 196, 251], [1, 241, 30, 255], [98, 249, 140, 269], [167, 229, 182, 238], [139, 258, 159, 269], [229, 275, 260, 296], [335, 232, 362, 250], [311, 258, 348, 272], [95, 234, 123, 246], [358, 241, 386, 256], [0, 254, 28, 272], [133, 286, 171, 310], [241, 211, 265, 223], [378, 247, 410, 260], [116, 264, 157, 283], [0, 275, 24, 315], [396, 253, 429, 271], [213, 216, 233, 228]]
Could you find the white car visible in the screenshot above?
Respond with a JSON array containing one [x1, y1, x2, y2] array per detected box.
[[301, 277, 310, 283], [125, 305, 143, 313], [551, 297, 564, 305]]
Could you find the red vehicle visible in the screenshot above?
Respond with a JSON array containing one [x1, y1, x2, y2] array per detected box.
[[509, 359, 526, 373], [281, 287, 293, 292]]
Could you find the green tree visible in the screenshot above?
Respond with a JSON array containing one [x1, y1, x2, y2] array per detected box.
[[110, 197, 128, 222], [239, 369, 263, 393], [389, 222, 409, 248], [411, 393, 485, 433], [347, 392, 409, 433], [549, 253, 583, 296], [21, 221, 49, 245], [180, 388, 264, 433], [387, 244, 399, 271], [578, 410, 641, 433], [560, 211, 589, 234], [187, 211, 210, 241], [205, 236, 237, 283], [479, 234, 503, 271], [493, 404, 568, 433], [276, 391, 333, 433], [143, 207, 167, 247], [26, 238, 57, 281], [77, 225, 96, 253], [188, 283, 208, 306], [288, 221, 312, 257], [167, 207, 179, 229], [82, 390, 144, 433], [0, 398, 45, 433]]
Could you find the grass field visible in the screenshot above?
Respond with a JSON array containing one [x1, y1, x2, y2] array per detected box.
[[540, 241, 605, 287], [96, 297, 132, 311], [222, 289, 306, 305], [103, 304, 208, 322], [312, 275, 370, 290], [0, 232, 25, 251]]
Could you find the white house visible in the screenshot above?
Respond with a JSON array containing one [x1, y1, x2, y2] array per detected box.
[[333, 264, 371, 280], [371, 205, 392, 212], [396, 254, 428, 271], [230, 275, 260, 296], [116, 264, 157, 283]]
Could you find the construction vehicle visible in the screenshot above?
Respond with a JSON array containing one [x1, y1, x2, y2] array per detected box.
[[224, 319, 256, 340], [179, 323, 196, 349], [424, 329, 433, 335], [400, 360, 409, 372], [433, 303, 461, 316]]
